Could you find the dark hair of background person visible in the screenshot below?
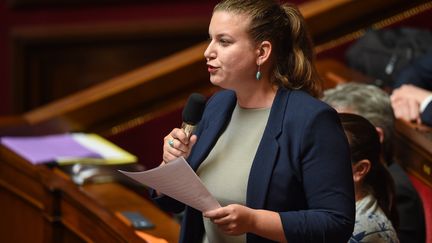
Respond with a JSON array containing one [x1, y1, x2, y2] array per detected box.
[[339, 113, 399, 229], [214, 0, 322, 97]]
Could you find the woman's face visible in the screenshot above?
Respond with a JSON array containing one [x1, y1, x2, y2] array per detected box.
[[204, 11, 259, 90]]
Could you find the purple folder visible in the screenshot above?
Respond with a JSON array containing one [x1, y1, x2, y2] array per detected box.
[[0, 134, 101, 165]]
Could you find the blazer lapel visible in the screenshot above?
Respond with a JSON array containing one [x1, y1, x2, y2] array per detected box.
[[189, 92, 237, 171], [247, 88, 290, 209]]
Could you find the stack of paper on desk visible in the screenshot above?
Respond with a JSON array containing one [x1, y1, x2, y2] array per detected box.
[[0, 133, 137, 165]]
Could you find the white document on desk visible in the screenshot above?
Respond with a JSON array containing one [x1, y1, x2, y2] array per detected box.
[[119, 157, 220, 213]]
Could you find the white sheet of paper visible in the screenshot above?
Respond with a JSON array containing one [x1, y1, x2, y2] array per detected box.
[[119, 157, 220, 213]]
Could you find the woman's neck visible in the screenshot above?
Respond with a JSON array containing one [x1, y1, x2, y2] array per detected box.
[[236, 83, 278, 109], [354, 184, 370, 202]]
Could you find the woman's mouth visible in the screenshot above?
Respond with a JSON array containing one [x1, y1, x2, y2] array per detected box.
[[207, 64, 218, 73]]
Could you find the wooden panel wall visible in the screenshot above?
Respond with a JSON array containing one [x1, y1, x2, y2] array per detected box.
[[0, 0, 220, 115], [11, 19, 209, 113]]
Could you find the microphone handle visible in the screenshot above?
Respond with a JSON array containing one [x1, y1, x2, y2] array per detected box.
[[181, 122, 195, 139]]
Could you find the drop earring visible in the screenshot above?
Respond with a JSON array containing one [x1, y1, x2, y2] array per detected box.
[[256, 64, 262, 80]]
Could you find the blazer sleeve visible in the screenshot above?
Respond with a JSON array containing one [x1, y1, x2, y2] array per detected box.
[[150, 189, 186, 214], [280, 108, 355, 243], [394, 52, 432, 90], [421, 101, 432, 126]]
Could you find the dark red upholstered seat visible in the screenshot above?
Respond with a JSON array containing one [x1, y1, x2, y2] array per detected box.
[[409, 174, 432, 243]]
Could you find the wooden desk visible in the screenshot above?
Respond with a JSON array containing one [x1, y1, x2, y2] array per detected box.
[[0, 142, 179, 243], [394, 119, 432, 187]]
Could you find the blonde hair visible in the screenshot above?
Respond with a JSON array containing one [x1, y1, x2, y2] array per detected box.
[[214, 0, 322, 97]]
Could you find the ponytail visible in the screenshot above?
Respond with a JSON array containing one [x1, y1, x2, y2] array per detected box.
[[278, 4, 322, 97], [364, 159, 399, 230]]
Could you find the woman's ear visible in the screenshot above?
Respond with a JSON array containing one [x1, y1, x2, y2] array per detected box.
[[352, 159, 371, 183], [256, 40, 272, 65]]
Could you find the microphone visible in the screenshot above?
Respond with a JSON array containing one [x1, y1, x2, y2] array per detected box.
[[181, 93, 206, 139]]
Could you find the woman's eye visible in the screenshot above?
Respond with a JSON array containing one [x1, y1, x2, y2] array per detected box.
[[219, 39, 230, 46]]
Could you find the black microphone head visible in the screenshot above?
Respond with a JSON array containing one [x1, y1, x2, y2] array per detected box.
[[182, 93, 206, 125]]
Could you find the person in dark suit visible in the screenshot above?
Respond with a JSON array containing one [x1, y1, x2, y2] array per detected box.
[[391, 52, 432, 126], [153, 0, 355, 242], [323, 82, 425, 243]]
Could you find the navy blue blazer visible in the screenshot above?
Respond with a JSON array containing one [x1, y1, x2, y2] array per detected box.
[[153, 88, 355, 243]]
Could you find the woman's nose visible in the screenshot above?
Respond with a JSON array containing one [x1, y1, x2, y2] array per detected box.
[[204, 41, 215, 60]]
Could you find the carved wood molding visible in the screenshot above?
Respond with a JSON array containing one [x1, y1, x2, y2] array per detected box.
[[314, 1, 432, 55]]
